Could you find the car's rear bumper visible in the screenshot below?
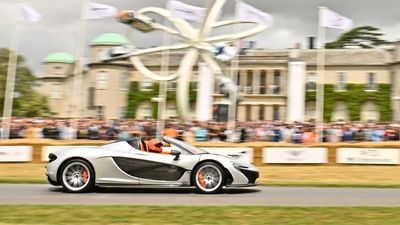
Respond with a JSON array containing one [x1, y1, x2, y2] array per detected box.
[[47, 174, 60, 186]]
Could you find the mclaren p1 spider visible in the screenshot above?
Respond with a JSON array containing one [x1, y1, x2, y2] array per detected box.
[[46, 137, 259, 194]]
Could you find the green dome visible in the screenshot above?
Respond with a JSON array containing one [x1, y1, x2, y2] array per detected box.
[[44, 52, 75, 64], [92, 33, 129, 46]]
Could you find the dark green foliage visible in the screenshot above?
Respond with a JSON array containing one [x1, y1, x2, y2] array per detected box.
[[0, 48, 51, 117], [326, 26, 392, 49], [306, 84, 391, 121], [126, 81, 197, 118]]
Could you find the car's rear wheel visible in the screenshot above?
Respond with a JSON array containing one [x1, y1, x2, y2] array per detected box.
[[193, 162, 225, 194], [60, 159, 94, 193]]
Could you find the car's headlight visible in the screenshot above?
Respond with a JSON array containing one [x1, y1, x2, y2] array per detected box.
[[231, 161, 248, 170]]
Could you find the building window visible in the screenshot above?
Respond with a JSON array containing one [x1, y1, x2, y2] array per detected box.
[[361, 101, 379, 121], [366, 72, 377, 90], [273, 105, 280, 121], [260, 70, 267, 94], [88, 87, 95, 107], [331, 102, 349, 121], [53, 66, 62, 74], [306, 72, 317, 91], [259, 105, 265, 120], [305, 101, 316, 121], [96, 71, 108, 89], [272, 70, 281, 94], [167, 82, 177, 91], [245, 70, 253, 94], [141, 80, 153, 91], [50, 82, 62, 99], [119, 72, 129, 90], [246, 105, 251, 121], [166, 107, 177, 118], [118, 107, 127, 119], [336, 72, 346, 91], [143, 106, 152, 119], [97, 106, 104, 119], [97, 49, 105, 61]]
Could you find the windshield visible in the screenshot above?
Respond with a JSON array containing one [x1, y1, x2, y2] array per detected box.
[[163, 137, 208, 155]]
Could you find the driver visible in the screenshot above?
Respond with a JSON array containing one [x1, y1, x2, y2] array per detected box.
[[140, 139, 163, 153]]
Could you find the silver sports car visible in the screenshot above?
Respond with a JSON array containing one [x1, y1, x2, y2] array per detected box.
[[46, 137, 259, 194]]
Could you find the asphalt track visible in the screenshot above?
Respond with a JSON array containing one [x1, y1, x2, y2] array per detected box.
[[2, 184, 400, 206]]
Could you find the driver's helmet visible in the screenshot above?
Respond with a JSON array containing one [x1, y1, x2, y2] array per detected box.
[[145, 139, 163, 153]]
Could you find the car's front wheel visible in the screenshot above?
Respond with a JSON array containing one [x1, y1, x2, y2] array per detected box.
[[193, 162, 225, 194], [60, 159, 95, 193]]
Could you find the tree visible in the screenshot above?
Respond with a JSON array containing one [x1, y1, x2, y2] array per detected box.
[[325, 26, 392, 49], [0, 48, 51, 117]]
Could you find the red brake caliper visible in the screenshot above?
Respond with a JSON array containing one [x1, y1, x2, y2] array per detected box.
[[82, 170, 88, 182], [198, 172, 206, 188]]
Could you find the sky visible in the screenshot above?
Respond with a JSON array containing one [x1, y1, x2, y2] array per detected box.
[[0, 0, 400, 75]]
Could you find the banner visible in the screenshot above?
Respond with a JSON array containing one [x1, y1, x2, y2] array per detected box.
[[0, 146, 32, 162], [168, 0, 206, 22], [320, 7, 353, 30], [83, 2, 117, 20], [263, 148, 327, 164], [19, 3, 42, 23], [337, 148, 400, 165], [236, 1, 273, 26]]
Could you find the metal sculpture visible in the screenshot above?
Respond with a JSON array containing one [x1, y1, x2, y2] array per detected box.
[[103, 0, 266, 119]]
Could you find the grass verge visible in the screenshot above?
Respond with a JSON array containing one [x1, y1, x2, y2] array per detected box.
[[2, 163, 400, 187], [1, 206, 400, 225]]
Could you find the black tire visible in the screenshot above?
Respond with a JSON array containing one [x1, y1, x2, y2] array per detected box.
[[59, 159, 95, 193], [192, 162, 225, 194]]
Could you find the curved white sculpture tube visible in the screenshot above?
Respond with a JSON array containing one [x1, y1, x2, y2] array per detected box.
[[115, 0, 267, 120]]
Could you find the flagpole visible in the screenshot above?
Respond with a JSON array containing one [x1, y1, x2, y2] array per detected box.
[[316, 6, 326, 142], [1, 2, 22, 140], [227, 0, 242, 141], [155, 3, 171, 140], [71, 0, 87, 131]]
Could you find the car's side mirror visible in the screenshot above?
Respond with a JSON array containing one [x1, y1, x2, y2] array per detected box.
[[170, 150, 181, 160]]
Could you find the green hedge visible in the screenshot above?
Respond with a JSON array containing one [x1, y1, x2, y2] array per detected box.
[[306, 84, 392, 121], [126, 81, 197, 118]]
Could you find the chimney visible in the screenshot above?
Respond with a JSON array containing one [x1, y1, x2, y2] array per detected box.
[[308, 37, 315, 49]]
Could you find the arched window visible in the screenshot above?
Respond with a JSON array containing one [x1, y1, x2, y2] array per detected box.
[[331, 102, 349, 121], [119, 72, 129, 90], [305, 101, 316, 120], [361, 101, 379, 121], [137, 102, 152, 119]]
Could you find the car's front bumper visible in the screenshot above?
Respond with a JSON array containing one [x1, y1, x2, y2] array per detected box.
[[227, 182, 259, 187], [239, 168, 259, 184]]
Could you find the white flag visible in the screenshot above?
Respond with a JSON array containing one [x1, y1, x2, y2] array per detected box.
[[236, 1, 273, 27], [83, 2, 117, 20], [320, 7, 353, 30], [168, 0, 206, 22], [19, 3, 41, 23]]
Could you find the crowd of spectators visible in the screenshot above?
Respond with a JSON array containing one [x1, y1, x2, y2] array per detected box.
[[1, 118, 400, 143]]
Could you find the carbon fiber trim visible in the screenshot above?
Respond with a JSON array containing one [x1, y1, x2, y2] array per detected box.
[[113, 157, 186, 181]]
